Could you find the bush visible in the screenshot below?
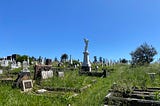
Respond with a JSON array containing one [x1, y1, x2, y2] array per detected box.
[[130, 43, 157, 66]]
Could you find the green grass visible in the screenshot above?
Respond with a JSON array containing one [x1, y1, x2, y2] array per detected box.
[[41, 70, 95, 89], [1, 63, 160, 106]]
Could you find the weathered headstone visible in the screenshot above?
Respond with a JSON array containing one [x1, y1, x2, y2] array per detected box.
[[148, 73, 156, 82], [17, 62, 21, 68], [34, 65, 52, 80], [58, 72, 64, 77], [12, 72, 31, 88], [41, 70, 53, 79], [22, 80, 33, 92], [0, 70, 3, 74], [1, 59, 8, 67], [23, 60, 28, 69]]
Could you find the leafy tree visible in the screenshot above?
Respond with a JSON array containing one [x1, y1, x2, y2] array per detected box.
[[93, 56, 97, 63], [120, 58, 128, 64], [103, 58, 106, 64], [54, 57, 58, 62], [16, 55, 28, 63], [130, 43, 157, 66], [61, 53, 68, 62], [99, 57, 103, 63]]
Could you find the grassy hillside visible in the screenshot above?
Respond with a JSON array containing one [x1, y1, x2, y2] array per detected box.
[[0, 63, 160, 106]]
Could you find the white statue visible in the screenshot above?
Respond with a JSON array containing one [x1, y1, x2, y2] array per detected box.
[[84, 38, 89, 52]]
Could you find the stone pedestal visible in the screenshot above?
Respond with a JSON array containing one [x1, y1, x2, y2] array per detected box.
[[82, 52, 91, 72]]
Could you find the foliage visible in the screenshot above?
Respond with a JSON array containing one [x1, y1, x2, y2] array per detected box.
[[61, 53, 68, 62], [130, 43, 157, 66], [99, 57, 103, 63], [1, 64, 160, 105], [93, 56, 97, 63], [120, 58, 128, 64]]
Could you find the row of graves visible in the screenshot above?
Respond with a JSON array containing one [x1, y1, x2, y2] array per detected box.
[[11, 58, 65, 92]]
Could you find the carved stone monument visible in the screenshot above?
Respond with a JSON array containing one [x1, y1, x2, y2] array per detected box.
[[82, 38, 91, 72]]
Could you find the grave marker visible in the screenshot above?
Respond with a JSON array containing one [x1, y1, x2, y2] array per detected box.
[[22, 80, 33, 92]]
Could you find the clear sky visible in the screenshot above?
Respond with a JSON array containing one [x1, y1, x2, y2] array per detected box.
[[0, 0, 160, 61]]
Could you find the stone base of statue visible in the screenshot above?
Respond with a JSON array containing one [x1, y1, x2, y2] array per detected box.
[[82, 52, 91, 72]]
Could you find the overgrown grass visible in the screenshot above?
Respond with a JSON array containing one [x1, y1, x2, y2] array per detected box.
[[1, 63, 160, 105]]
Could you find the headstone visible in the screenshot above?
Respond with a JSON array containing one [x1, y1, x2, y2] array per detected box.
[[58, 72, 64, 77], [47, 70, 53, 78], [41, 70, 53, 79], [0, 70, 3, 74], [34, 65, 52, 80], [148, 73, 156, 82], [74, 65, 77, 69], [22, 80, 33, 92], [41, 71, 48, 79], [1, 59, 8, 67], [82, 38, 91, 72], [23, 60, 28, 69], [12, 72, 31, 88], [17, 62, 21, 68], [11, 60, 17, 69]]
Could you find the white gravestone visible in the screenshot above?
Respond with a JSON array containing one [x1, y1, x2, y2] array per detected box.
[[58, 72, 64, 77], [41, 70, 53, 79], [0, 70, 3, 74]]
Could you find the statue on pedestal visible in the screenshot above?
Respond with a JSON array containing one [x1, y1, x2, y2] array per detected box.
[[84, 38, 89, 52]]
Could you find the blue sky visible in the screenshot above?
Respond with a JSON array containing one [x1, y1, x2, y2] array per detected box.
[[0, 0, 160, 61]]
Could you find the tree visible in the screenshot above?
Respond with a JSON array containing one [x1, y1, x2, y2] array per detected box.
[[93, 56, 97, 63], [61, 53, 68, 62], [16, 55, 28, 63], [54, 57, 58, 62], [120, 58, 128, 64], [130, 43, 157, 66], [99, 57, 103, 63]]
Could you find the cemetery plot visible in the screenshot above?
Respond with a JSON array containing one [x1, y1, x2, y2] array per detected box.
[[104, 87, 160, 106], [40, 71, 96, 92]]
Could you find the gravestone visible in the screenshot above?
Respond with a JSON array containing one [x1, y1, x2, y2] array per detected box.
[[23, 60, 28, 69], [1, 59, 8, 67], [58, 72, 64, 77], [34, 65, 52, 80], [0, 70, 3, 74], [12, 71, 31, 88], [82, 38, 91, 72], [41, 70, 53, 79], [148, 73, 156, 82], [17, 62, 21, 68], [11, 60, 17, 69], [22, 80, 33, 92]]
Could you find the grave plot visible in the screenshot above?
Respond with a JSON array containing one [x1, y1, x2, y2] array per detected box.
[[104, 87, 160, 106], [38, 71, 97, 93]]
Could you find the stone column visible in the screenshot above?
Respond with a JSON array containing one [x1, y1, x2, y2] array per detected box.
[[82, 38, 91, 72]]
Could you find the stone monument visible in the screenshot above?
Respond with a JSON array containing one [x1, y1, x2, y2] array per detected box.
[[82, 38, 91, 72]]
